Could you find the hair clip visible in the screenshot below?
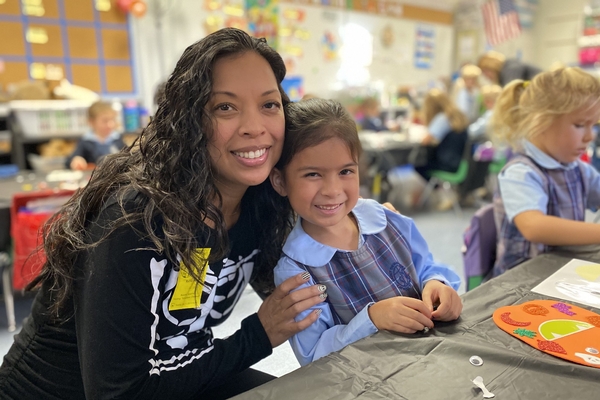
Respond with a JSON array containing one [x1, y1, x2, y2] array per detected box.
[[523, 81, 530, 88], [258, 37, 267, 44]]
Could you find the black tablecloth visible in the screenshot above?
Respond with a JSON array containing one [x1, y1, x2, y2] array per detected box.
[[234, 253, 600, 399]]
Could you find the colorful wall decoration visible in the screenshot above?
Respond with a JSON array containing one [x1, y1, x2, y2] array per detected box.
[[414, 24, 435, 69], [281, 75, 303, 101], [246, 0, 279, 48]]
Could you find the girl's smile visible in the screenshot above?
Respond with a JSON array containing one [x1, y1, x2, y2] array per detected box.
[[271, 136, 360, 244]]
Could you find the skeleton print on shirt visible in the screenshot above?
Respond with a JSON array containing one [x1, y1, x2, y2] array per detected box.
[[146, 247, 260, 375]]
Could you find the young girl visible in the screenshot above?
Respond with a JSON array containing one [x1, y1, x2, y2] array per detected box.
[[416, 89, 469, 179], [0, 28, 326, 399], [490, 67, 600, 276], [270, 99, 462, 366]]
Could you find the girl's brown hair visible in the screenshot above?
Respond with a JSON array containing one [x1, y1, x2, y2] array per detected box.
[[277, 98, 362, 171]]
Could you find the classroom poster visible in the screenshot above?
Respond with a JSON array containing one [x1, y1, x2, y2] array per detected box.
[[414, 24, 434, 69], [281, 75, 303, 101]]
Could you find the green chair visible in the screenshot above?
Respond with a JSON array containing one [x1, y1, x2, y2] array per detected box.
[[418, 159, 469, 215], [488, 157, 506, 175]]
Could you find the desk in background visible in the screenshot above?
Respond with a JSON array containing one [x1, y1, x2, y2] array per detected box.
[[234, 253, 600, 400], [359, 126, 431, 203]]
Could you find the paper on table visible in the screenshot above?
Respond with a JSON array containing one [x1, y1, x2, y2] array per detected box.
[[531, 258, 600, 309]]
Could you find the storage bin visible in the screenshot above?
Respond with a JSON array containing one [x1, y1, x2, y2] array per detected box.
[[27, 154, 67, 173], [9, 100, 92, 138], [12, 210, 52, 290], [10, 190, 76, 290]]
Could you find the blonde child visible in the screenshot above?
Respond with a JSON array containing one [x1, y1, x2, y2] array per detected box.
[[66, 101, 125, 170], [468, 84, 502, 139], [270, 99, 462, 366], [455, 64, 482, 123], [490, 67, 600, 276]]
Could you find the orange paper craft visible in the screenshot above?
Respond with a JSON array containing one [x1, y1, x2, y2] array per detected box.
[[493, 300, 600, 368]]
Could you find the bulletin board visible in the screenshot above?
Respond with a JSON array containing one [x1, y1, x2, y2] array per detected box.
[[0, 0, 136, 96]]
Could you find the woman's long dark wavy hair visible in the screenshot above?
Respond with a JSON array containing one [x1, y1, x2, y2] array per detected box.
[[30, 28, 293, 314]]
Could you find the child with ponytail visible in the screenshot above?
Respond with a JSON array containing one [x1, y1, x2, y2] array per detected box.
[[490, 67, 600, 276]]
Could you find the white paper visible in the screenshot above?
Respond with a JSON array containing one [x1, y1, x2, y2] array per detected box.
[[531, 258, 600, 308]]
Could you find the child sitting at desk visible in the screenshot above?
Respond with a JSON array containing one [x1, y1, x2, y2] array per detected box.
[[490, 67, 600, 276], [270, 99, 462, 366], [416, 89, 469, 180], [468, 84, 501, 140], [455, 64, 482, 124], [66, 101, 125, 170]]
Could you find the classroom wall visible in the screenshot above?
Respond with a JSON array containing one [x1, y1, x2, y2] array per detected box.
[[529, 0, 587, 69], [454, 0, 588, 73], [129, 0, 454, 110]]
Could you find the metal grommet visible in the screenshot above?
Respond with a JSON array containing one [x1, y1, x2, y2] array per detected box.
[[586, 347, 599, 355], [469, 355, 484, 366]]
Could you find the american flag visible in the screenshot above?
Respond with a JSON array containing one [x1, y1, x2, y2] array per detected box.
[[482, 0, 521, 46]]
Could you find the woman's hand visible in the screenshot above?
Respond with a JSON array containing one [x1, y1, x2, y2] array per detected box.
[[257, 273, 327, 348], [368, 297, 434, 334], [422, 280, 462, 321]]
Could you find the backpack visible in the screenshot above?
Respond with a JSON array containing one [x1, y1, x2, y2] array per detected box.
[[462, 203, 497, 291]]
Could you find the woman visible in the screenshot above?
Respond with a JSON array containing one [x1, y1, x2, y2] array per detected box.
[[0, 28, 325, 400]]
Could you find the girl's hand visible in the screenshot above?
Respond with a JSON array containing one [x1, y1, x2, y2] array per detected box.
[[70, 156, 88, 171], [368, 297, 433, 334], [420, 133, 437, 146], [422, 280, 462, 321], [257, 273, 326, 348]]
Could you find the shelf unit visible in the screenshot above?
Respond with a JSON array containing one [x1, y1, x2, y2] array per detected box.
[[3, 101, 144, 170], [8, 114, 83, 170], [0, 104, 10, 162]]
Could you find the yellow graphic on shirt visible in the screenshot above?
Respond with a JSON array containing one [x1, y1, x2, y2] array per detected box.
[[169, 248, 211, 311]]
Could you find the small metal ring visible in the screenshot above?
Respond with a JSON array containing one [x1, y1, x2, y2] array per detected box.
[[469, 355, 484, 366]]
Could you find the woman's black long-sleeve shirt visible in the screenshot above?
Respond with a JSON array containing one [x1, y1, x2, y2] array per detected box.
[[0, 193, 272, 399]]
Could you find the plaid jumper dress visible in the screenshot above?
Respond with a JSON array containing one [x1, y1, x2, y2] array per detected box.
[[493, 154, 587, 276], [294, 220, 422, 325]]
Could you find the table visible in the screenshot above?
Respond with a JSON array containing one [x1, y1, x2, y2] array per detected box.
[[359, 130, 429, 171], [359, 128, 431, 203], [233, 253, 600, 400]]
